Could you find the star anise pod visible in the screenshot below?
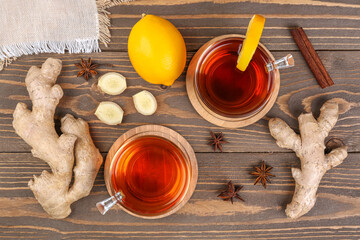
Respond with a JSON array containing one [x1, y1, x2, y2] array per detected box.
[[251, 161, 275, 188], [75, 58, 99, 80], [209, 131, 228, 152], [218, 181, 244, 204]]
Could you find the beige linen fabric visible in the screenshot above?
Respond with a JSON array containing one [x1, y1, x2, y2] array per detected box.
[[0, 0, 130, 70]]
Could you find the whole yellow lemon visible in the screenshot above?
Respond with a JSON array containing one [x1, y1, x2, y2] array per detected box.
[[128, 14, 187, 86]]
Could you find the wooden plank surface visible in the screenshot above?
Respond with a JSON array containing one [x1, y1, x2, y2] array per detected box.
[[0, 0, 359, 239], [104, 0, 360, 51], [0, 51, 359, 153], [0, 152, 359, 239]]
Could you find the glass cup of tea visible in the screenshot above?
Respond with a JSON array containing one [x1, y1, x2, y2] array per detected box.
[[186, 34, 294, 128], [96, 125, 198, 219]]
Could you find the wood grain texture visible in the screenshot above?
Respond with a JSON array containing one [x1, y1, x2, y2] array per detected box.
[[103, 0, 360, 51], [0, 51, 358, 153], [1, 1, 359, 238], [0, 152, 359, 239]]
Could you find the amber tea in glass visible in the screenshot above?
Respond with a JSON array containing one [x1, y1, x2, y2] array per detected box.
[[98, 125, 197, 218], [187, 35, 293, 128], [196, 37, 274, 117], [111, 135, 190, 216]]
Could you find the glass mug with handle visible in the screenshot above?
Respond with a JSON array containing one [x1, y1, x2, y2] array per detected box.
[[186, 34, 294, 128], [96, 125, 198, 219]]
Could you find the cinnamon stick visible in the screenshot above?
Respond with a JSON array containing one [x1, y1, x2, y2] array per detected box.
[[291, 27, 334, 88]]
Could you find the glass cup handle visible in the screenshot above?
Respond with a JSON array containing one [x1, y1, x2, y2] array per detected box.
[[96, 191, 123, 215], [266, 54, 294, 72]]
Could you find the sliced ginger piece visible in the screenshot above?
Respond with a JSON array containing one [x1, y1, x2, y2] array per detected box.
[[95, 101, 124, 125], [133, 90, 157, 116], [98, 72, 127, 95]]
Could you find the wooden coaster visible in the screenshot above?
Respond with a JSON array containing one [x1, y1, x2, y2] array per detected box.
[[104, 124, 198, 219], [186, 34, 280, 129]]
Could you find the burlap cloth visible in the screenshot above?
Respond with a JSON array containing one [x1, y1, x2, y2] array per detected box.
[[0, 0, 131, 71]]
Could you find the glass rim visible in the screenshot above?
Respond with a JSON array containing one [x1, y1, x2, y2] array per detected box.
[[108, 134, 191, 217], [103, 125, 198, 219], [194, 35, 276, 119]]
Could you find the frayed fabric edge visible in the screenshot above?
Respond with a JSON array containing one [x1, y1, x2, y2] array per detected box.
[[0, 39, 100, 71], [0, 38, 100, 60], [0, 57, 16, 72], [96, 0, 133, 47]]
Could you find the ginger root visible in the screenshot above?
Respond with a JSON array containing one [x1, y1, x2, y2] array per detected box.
[[269, 99, 348, 219], [13, 58, 103, 219]]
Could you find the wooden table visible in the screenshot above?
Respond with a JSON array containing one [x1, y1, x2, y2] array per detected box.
[[1, 1, 359, 239]]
